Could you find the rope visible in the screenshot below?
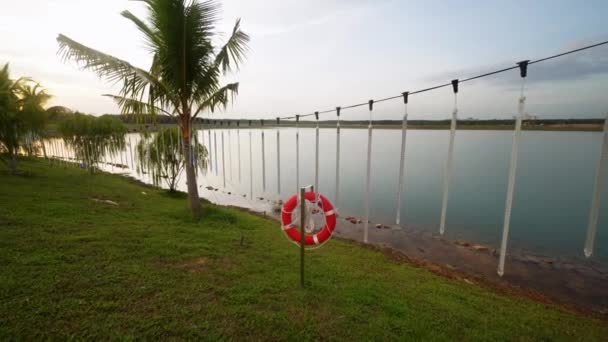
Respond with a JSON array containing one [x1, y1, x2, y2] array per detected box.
[[364, 100, 374, 243], [584, 112, 608, 257], [440, 80, 459, 235], [249, 130, 253, 199], [277, 129, 282, 196], [269, 40, 608, 122], [335, 107, 341, 212], [228, 129, 233, 180], [262, 129, 267, 193], [237, 128, 241, 183], [213, 131, 218, 176], [221, 130, 226, 189], [498, 61, 528, 277], [295, 115, 300, 193], [396, 93, 409, 225], [314, 112, 320, 196]]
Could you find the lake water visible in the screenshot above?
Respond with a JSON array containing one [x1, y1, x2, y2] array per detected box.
[[83, 127, 608, 262]]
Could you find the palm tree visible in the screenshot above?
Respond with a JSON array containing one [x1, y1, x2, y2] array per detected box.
[[0, 63, 52, 173], [56, 0, 249, 217], [19, 83, 52, 156]]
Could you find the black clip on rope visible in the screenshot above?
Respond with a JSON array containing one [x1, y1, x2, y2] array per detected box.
[[336, 107, 341, 117], [518, 60, 529, 78], [368, 100, 374, 111], [451, 79, 459, 94], [315, 111, 319, 121], [403, 92, 409, 104]]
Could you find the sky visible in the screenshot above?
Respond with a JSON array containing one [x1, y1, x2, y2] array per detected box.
[[1, 0, 608, 121]]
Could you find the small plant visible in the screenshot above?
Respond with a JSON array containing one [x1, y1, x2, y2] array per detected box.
[[58, 113, 126, 174]]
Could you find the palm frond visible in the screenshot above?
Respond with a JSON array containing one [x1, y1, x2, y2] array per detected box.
[[213, 18, 250, 74], [103, 94, 173, 117], [193, 82, 238, 118], [121, 10, 162, 51], [56, 34, 176, 107]]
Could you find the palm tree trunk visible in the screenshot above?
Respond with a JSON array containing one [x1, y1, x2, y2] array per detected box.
[[181, 123, 201, 217]]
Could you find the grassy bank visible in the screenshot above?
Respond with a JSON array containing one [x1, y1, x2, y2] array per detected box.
[[1, 159, 606, 340]]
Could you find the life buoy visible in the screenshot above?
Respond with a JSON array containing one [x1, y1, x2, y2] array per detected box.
[[281, 192, 337, 246]]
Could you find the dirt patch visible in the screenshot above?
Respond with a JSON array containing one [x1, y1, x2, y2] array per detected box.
[[159, 256, 238, 274]]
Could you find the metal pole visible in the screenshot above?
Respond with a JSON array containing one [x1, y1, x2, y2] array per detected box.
[[498, 61, 529, 277], [396, 93, 409, 224], [300, 186, 306, 288], [364, 100, 374, 243], [584, 112, 608, 257], [440, 80, 459, 234]]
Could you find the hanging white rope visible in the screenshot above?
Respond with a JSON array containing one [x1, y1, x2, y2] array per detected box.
[[213, 130, 218, 175], [228, 128, 233, 180], [364, 100, 374, 243], [296, 115, 300, 193], [314, 112, 320, 195], [584, 112, 608, 257], [221, 129, 227, 188], [207, 127, 213, 174], [396, 93, 409, 225], [249, 130, 253, 199], [128, 137, 135, 172], [498, 61, 529, 277], [335, 107, 341, 212], [237, 125, 242, 183], [440, 80, 459, 234], [276, 118, 281, 197], [261, 121, 267, 193]]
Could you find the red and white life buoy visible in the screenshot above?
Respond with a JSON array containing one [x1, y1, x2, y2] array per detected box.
[[281, 192, 337, 246]]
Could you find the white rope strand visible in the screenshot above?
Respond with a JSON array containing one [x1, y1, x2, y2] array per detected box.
[[262, 130, 266, 193], [207, 128, 213, 174], [335, 108, 341, 212], [276, 125, 281, 197], [228, 129, 233, 180], [498, 71, 527, 277], [364, 101, 374, 243], [213, 131, 218, 175], [296, 116, 300, 193], [396, 94, 409, 225], [584, 112, 608, 257], [237, 128, 241, 183], [315, 113, 320, 195], [249, 130, 253, 199], [440, 87, 458, 235], [221, 130, 226, 189]]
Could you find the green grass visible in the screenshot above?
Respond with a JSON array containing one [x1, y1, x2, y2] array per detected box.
[[1, 158, 606, 340]]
